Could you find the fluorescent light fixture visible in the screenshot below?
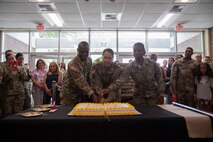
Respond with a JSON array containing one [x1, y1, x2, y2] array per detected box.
[[157, 13, 174, 28], [28, 0, 52, 2], [41, 13, 64, 27], [174, 0, 199, 3]]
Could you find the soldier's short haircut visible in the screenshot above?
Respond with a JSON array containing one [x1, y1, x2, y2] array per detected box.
[[102, 48, 114, 58], [186, 47, 193, 52], [77, 41, 89, 51], [5, 50, 13, 55], [5, 50, 14, 59], [133, 42, 145, 51], [15, 53, 23, 59]]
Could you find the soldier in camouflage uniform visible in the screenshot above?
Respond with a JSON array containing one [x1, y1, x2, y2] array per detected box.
[[1, 53, 27, 117], [170, 47, 197, 107], [108, 42, 164, 105], [91, 48, 123, 102], [0, 50, 14, 118], [16, 53, 32, 110], [60, 41, 98, 106]]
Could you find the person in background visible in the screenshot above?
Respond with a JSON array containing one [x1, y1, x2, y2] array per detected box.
[[60, 62, 66, 72], [162, 60, 167, 70], [60, 62, 66, 78], [204, 56, 211, 64], [165, 57, 175, 104], [204, 56, 213, 72], [170, 47, 197, 107], [43, 61, 62, 105], [150, 54, 158, 62], [91, 48, 123, 102], [195, 53, 202, 65], [195, 63, 213, 112], [31, 59, 47, 106], [150, 53, 167, 85], [0, 50, 14, 118], [1, 53, 27, 117], [108, 42, 164, 105], [60, 41, 98, 106], [15, 53, 32, 110]]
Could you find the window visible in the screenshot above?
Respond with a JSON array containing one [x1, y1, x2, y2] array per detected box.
[[0, 30, 205, 68], [177, 32, 203, 52], [60, 31, 89, 53], [147, 32, 175, 52], [2, 32, 29, 53], [31, 31, 59, 52], [90, 31, 116, 52], [118, 31, 145, 52]]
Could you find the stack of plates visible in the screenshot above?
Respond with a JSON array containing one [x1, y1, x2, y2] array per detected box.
[[32, 107, 50, 112], [38, 104, 53, 108], [18, 111, 43, 117]]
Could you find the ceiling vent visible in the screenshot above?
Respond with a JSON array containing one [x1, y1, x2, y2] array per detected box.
[[169, 5, 185, 13], [36, 3, 56, 12], [101, 13, 121, 21]]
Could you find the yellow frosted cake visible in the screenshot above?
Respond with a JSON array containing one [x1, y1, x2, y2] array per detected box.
[[68, 102, 141, 116]]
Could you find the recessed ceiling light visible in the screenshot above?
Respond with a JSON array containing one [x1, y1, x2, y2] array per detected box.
[[174, 0, 199, 3]]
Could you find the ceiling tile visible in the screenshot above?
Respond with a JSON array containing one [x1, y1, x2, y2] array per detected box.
[[0, 2, 38, 13], [55, 3, 79, 13], [85, 21, 101, 28], [0, 14, 42, 21], [102, 21, 119, 28], [124, 3, 146, 13], [79, 3, 100, 13], [65, 21, 85, 28], [183, 4, 213, 13], [144, 4, 169, 13], [102, 3, 124, 13], [121, 13, 141, 21], [136, 21, 154, 28], [61, 13, 82, 21], [82, 13, 101, 21], [140, 13, 161, 22], [119, 21, 136, 28]]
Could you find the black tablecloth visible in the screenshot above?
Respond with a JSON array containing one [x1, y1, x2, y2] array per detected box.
[[0, 105, 212, 142]]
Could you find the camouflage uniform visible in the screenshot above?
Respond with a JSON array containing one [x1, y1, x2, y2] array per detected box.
[[60, 56, 94, 106], [91, 62, 123, 102], [21, 65, 32, 110], [1, 63, 27, 117], [108, 58, 164, 105], [170, 57, 197, 107]]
